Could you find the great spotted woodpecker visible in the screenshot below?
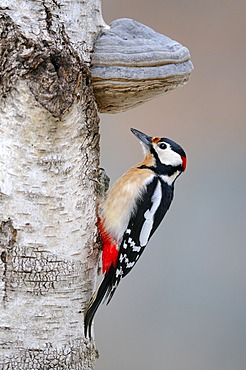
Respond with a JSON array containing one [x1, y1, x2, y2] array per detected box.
[[84, 128, 186, 338]]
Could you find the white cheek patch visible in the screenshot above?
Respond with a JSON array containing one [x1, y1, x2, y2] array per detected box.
[[139, 180, 162, 246], [156, 145, 182, 167]]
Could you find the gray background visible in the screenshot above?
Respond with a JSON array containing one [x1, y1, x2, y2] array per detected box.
[[96, 0, 246, 369]]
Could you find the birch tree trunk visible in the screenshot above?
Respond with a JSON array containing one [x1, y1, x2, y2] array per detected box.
[[0, 1, 105, 368]]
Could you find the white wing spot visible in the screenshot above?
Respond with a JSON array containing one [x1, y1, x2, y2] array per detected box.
[[124, 256, 129, 263], [128, 237, 136, 248], [132, 245, 141, 252], [124, 234, 141, 252], [126, 261, 135, 268], [139, 180, 162, 247], [119, 254, 124, 263], [116, 267, 123, 278]]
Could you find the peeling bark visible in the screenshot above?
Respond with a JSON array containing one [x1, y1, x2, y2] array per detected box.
[[0, 1, 105, 369]]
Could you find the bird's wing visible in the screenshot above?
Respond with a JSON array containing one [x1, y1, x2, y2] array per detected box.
[[106, 175, 173, 303]]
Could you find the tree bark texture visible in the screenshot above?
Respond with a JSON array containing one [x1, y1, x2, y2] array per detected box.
[[0, 1, 105, 368]]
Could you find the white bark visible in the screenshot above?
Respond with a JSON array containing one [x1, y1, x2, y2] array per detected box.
[[1, 0, 107, 61], [0, 1, 193, 368], [0, 1, 105, 368]]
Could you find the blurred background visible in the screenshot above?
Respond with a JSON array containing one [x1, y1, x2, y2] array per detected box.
[[96, 0, 246, 369]]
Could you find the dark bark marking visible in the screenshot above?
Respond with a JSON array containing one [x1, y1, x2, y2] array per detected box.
[[0, 12, 90, 118], [0, 219, 17, 305], [0, 338, 99, 369]]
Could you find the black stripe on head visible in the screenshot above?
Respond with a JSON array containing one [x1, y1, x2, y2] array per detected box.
[[160, 138, 186, 158], [150, 145, 159, 162], [141, 140, 184, 176], [139, 147, 182, 177]]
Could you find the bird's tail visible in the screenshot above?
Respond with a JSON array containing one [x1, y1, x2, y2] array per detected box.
[[84, 264, 115, 339]]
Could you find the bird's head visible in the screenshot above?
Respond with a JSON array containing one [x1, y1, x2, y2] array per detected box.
[[131, 128, 186, 180]]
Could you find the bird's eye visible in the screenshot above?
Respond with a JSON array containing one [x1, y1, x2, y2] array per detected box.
[[158, 143, 167, 150]]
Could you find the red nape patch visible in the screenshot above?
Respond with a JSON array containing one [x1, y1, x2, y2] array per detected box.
[[98, 218, 118, 273], [181, 156, 187, 171]]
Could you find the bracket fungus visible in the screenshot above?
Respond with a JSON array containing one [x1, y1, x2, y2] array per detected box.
[[91, 18, 193, 114]]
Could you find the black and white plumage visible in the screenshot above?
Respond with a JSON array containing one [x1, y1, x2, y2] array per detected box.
[[84, 128, 186, 338]]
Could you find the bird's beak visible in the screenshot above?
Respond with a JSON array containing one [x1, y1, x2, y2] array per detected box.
[[131, 128, 152, 149]]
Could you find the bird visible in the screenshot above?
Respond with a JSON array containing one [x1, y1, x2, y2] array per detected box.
[[84, 127, 186, 338]]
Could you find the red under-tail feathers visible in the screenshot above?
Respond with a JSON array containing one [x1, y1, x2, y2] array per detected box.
[[84, 217, 119, 338], [98, 217, 118, 273]]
